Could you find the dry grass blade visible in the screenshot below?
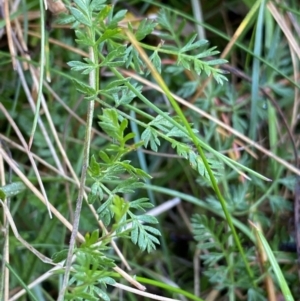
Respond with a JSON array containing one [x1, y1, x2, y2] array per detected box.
[[267, 2, 300, 60], [0, 148, 84, 241], [113, 283, 180, 301], [0, 134, 78, 186], [0, 143, 9, 301], [0, 199, 54, 265], [15, 60, 64, 173], [0, 103, 52, 218], [3, 0, 17, 69], [8, 264, 64, 301]]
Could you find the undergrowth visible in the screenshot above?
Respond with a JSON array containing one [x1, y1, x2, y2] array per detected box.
[[0, 0, 300, 301]]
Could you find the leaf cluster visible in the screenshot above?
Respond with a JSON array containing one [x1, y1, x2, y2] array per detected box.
[[156, 9, 228, 84], [140, 114, 223, 181], [52, 230, 116, 301], [87, 108, 160, 253], [192, 214, 235, 289], [58, 1, 228, 103], [191, 214, 231, 265], [191, 214, 259, 293], [53, 0, 235, 299]]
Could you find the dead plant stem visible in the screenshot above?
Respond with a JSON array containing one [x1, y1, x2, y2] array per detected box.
[[57, 45, 95, 300]]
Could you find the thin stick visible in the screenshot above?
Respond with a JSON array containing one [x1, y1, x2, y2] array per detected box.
[[0, 199, 54, 265], [4, 0, 17, 69], [9, 264, 64, 301], [57, 45, 95, 300], [0, 134, 78, 187], [113, 266, 146, 291], [14, 60, 64, 174], [113, 283, 179, 301], [193, 248, 201, 297], [0, 103, 52, 218], [0, 148, 84, 242], [0, 143, 9, 301]]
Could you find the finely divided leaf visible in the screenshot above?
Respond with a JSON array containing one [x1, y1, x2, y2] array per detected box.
[[137, 215, 158, 224], [90, 0, 106, 11], [112, 179, 144, 194], [141, 127, 160, 152], [68, 60, 97, 74], [73, 0, 89, 13], [130, 198, 154, 211], [147, 51, 161, 74], [131, 220, 160, 252], [135, 19, 157, 41], [97, 28, 121, 44], [109, 9, 127, 28], [180, 34, 208, 53], [69, 7, 91, 26], [72, 79, 97, 96]]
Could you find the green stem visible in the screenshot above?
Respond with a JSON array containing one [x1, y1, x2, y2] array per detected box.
[[164, 78, 256, 287], [125, 30, 256, 286]]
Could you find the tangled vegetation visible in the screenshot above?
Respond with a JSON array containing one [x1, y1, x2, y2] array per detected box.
[[0, 0, 300, 300]]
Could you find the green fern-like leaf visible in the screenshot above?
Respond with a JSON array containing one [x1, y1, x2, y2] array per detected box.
[[157, 9, 186, 41], [99, 45, 126, 67], [155, 9, 228, 84], [180, 34, 208, 53], [130, 198, 154, 212], [129, 19, 157, 41], [112, 179, 144, 194], [130, 219, 160, 252], [147, 51, 162, 74], [90, 0, 106, 12], [69, 6, 92, 26], [171, 141, 189, 158], [141, 126, 160, 152], [98, 108, 132, 146], [191, 214, 231, 253], [149, 114, 173, 132], [124, 45, 145, 73], [68, 59, 97, 74], [191, 214, 239, 290], [110, 195, 129, 224], [108, 9, 127, 28], [177, 52, 228, 84]]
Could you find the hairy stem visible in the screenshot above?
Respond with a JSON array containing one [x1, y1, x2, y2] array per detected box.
[[57, 41, 96, 300]]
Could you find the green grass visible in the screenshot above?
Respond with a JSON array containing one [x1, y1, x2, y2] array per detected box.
[[1, 0, 300, 300]]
